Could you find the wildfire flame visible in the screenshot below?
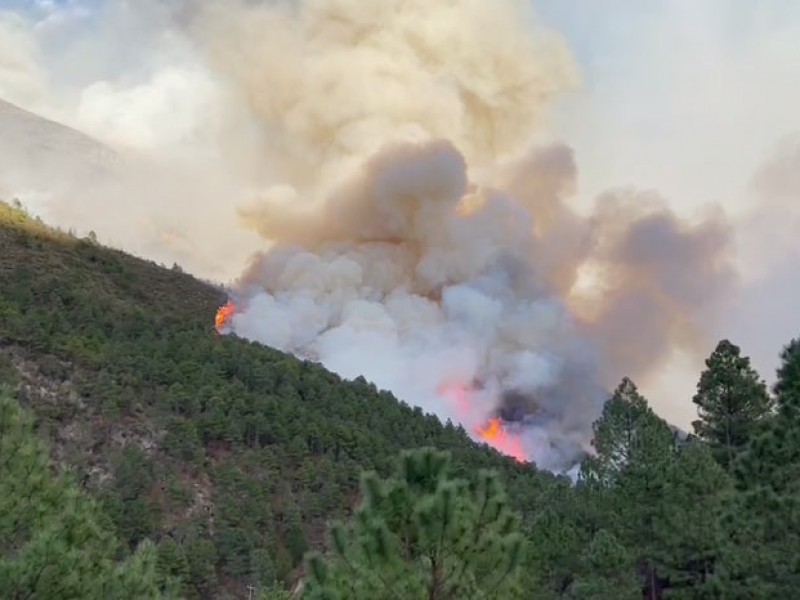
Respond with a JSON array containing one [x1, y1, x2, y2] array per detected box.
[[474, 418, 526, 463], [437, 381, 527, 463], [215, 300, 235, 333]]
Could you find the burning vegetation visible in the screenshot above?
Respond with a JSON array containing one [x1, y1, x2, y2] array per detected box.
[[474, 418, 527, 463], [215, 299, 235, 333]]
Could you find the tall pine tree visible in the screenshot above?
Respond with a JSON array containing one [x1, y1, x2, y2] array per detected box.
[[585, 382, 734, 598], [580, 377, 675, 485], [656, 441, 732, 595], [692, 339, 773, 473], [737, 336, 800, 490], [718, 336, 800, 597]]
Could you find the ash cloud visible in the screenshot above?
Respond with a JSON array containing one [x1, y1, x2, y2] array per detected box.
[[580, 191, 735, 385]]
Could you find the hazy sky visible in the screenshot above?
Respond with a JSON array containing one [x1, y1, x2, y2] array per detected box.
[[536, 1, 800, 213]]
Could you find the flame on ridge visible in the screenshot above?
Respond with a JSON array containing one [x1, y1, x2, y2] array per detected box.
[[475, 418, 527, 463], [215, 300, 235, 333], [437, 382, 527, 463]]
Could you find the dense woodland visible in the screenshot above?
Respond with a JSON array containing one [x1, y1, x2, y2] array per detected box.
[[1, 199, 798, 599]]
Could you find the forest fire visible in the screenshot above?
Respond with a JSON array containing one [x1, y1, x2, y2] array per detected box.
[[475, 418, 526, 463], [215, 300, 235, 333], [438, 381, 527, 463]]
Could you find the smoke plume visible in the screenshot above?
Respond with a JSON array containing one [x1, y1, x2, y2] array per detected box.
[[6, 0, 796, 471], [185, 0, 734, 470]]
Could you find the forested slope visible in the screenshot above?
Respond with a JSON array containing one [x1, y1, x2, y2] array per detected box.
[[0, 201, 560, 598], [3, 199, 800, 599]]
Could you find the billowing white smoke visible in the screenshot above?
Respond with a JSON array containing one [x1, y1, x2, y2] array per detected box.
[[229, 139, 602, 470], [193, 0, 578, 196]]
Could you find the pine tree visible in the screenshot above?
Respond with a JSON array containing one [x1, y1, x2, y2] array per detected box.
[[156, 536, 192, 595], [692, 339, 773, 473], [717, 337, 800, 597], [655, 441, 732, 594], [283, 493, 309, 567], [570, 530, 639, 600], [775, 336, 800, 413], [737, 336, 800, 491], [184, 524, 219, 598], [579, 378, 678, 599], [524, 498, 587, 598], [580, 377, 675, 485], [251, 547, 278, 590], [303, 447, 525, 600]]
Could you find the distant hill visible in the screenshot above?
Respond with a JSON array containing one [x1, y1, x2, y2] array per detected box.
[[0, 200, 556, 598], [0, 98, 119, 199]]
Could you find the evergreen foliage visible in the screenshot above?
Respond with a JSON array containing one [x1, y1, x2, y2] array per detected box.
[[715, 336, 800, 597], [3, 200, 800, 597], [692, 339, 773, 473]]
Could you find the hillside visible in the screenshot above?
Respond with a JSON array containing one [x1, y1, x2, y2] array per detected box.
[[4, 199, 800, 599], [0, 200, 560, 598]]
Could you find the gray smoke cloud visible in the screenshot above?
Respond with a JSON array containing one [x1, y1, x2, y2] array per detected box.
[[229, 138, 604, 469], [224, 131, 735, 470]]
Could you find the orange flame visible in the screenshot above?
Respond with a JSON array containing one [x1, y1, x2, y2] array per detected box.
[[438, 381, 527, 463], [215, 300, 235, 333], [475, 418, 526, 463]]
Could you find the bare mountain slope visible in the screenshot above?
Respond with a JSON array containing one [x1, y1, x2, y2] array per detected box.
[[0, 98, 119, 200]]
